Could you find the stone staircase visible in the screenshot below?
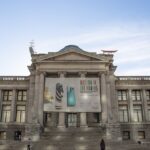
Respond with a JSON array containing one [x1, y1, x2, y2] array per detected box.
[[1, 127, 150, 150]]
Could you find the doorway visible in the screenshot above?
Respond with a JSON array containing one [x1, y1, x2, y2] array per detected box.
[[44, 112, 52, 126], [67, 113, 77, 127]]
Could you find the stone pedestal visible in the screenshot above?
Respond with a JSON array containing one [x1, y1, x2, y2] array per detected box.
[[24, 124, 41, 141], [80, 112, 87, 127], [106, 123, 122, 141], [58, 112, 65, 127]]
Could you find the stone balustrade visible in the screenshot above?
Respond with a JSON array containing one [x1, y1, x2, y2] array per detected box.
[[117, 76, 150, 81], [0, 76, 29, 81]]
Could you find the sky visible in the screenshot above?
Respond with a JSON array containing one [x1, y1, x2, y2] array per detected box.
[[0, 0, 150, 76]]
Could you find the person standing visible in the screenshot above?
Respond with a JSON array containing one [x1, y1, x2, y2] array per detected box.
[[100, 139, 105, 150]]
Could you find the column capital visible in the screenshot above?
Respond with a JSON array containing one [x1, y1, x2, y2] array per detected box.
[[35, 70, 41, 76], [98, 71, 107, 77], [58, 72, 66, 78], [78, 71, 87, 77]]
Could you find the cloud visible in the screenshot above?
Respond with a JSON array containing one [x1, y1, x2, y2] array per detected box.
[[116, 67, 150, 76], [35, 22, 150, 75]]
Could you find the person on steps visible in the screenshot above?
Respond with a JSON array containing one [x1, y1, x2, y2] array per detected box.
[[100, 139, 105, 150]]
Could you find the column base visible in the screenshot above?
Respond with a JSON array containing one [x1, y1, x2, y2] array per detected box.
[[57, 125, 66, 128], [80, 125, 88, 128]]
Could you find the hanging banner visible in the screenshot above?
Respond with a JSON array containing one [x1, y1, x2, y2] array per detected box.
[[44, 78, 101, 112]]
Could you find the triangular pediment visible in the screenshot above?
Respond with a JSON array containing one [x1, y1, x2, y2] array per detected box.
[[39, 45, 103, 62]]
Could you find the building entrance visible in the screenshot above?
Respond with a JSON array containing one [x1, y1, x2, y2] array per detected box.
[[67, 113, 77, 127], [44, 112, 52, 126]]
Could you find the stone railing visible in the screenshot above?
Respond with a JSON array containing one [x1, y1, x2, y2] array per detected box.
[[117, 76, 150, 81], [0, 76, 29, 81]]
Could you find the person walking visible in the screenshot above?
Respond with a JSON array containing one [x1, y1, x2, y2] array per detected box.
[[100, 139, 105, 150]]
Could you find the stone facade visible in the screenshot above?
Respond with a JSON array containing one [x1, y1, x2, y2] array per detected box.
[[0, 45, 150, 144]]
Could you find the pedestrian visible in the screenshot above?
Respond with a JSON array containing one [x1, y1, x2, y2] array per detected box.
[[100, 139, 105, 150], [27, 144, 31, 150]]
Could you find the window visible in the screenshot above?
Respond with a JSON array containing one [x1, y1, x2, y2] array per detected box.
[[132, 90, 141, 101], [123, 131, 130, 140], [133, 105, 143, 122], [93, 113, 99, 123], [148, 108, 150, 121], [16, 106, 26, 123], [17, 90, 27, 101], [0, 131, 6, 140], [146, 90, 150, 101], [3, 90, 12, 101], [1, 105, 11, 122], [117, 90, 127, 101], [14, 131, 21, 141], [119, 105, 128, 122], [138, 131, 145, 139]]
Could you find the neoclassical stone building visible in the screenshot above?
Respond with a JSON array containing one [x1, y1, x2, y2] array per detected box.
[[0, 45, 150, 143]]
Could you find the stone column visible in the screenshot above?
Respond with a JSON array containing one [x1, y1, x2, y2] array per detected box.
[[33, 72, 40, 123], [27, 74, 35, 123], [101, 73, 108, 123], [10, 89, 16, 122], [107, 82, 112, 123], [58, 72, 66, 127], [142, 89, 148, 122], [79, 72, 87, 127], [38, 72, 45, 126]]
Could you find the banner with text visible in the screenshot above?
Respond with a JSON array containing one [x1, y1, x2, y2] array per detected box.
[[44, 78, 101, 112]]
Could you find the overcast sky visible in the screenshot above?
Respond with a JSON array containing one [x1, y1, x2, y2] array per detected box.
[[0, 0, 150, 76]]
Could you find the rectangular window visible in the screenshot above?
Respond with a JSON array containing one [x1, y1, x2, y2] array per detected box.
[[138, 131, 145, 139], [14, 131, 21, 141], [3, 90, 12, 101], [146, 90, 150, 101], [1, 105, 11, 122], [123, 131, 130, 140], [17, 90, 27, 101], [132, 90, 141, 101], [133, 105, 143, 122], [148, 108, 150, 121], [117, 90, 127, 101], [0, 131, 6, 140], [16, 106, 26, 123], [119, 105, 128, 122]]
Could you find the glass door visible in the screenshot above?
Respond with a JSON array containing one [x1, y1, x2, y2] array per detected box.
[[68, 113, 77, 127]]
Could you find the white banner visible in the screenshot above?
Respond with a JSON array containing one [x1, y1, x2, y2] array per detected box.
[[44, 78, 101, 112]]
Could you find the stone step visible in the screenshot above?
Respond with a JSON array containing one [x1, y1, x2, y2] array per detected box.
[[3, 142, 150, 150], [1, 140, 150, 150]]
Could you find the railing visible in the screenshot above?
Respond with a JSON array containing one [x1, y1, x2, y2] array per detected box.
[[117, 76, 150, 81], [0, 76, 29, 81]]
